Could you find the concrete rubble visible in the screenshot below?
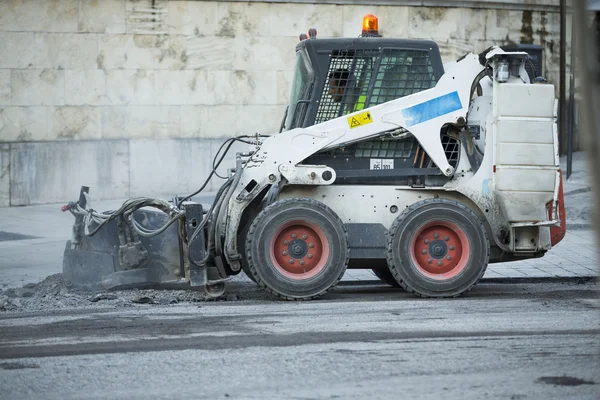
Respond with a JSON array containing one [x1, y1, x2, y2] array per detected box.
[[0, 272, 265, 313]]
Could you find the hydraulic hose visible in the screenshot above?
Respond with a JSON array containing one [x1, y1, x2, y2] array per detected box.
[[214, 157, 245, 258]]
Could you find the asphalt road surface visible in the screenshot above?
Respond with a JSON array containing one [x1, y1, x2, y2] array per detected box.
[[1, 280, 599, 400]]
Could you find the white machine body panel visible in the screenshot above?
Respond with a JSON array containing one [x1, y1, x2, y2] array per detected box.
[[493, 82, 559, 224], [221, 47, 562, 262]]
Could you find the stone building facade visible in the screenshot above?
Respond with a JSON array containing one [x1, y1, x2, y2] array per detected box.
[[0, 0, 569, 206]]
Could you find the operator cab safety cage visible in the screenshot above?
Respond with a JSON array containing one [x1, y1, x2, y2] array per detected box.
[[283, 38, 445, 130], [281, 31, 462, 187]]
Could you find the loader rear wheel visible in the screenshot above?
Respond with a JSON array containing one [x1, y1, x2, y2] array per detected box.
[[246, 198, 348, 300], [386, 198, 489, 298]]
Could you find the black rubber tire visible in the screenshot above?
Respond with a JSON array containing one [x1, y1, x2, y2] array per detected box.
[[371, 268, 401, 287], [241, 263, 257, 283], [386, 198, 489, 298], [246, 197, 349, 300], [238, 220, 258, 284]]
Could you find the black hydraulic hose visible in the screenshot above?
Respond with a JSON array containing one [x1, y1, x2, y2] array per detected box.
[[125, 217, 136, 243], [188, 177, 234, 266], [177, 138, 239, 208], [132, 212, 186, 238], [117, 217, 127, 246], [176, 152, 231, 208], [177, 134, 269, 208], [212, 139, 237, 180], [176, 169, 218, 209], [212, 137, 256, 179], [85, 135, 248, 238], [207, 174, 236, 254], [469, 67, 491, 101], [214, 158, 245, 257], [189, 175, 233, 246], [83, 134, 265, 239], [525, 58, 537, 80], [85, 198, 176, 237], [80, 132, 260, 239], [85, 201, 140, 237]]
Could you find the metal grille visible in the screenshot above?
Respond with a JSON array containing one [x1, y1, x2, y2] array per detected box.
[[315, 48, 438, 125], [313, 46, 446, 175], [354, 138, 417, 159], [442, 134, 460, 167], [370, 49, 438, 106], [315, 49, 377, 124], [425, 134, 460, 170]]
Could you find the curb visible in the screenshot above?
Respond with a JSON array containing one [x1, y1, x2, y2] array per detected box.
[[567, 223, 594, 230], [339, 276, 598, 286], [480, 276, 598, 284], [564, 187, 592, 196]]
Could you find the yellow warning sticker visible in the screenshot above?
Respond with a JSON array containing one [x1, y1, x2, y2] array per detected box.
[[347, 110, 373, 129]]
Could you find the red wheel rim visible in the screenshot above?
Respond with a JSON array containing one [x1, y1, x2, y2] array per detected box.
[[409, 220, 470, 280], [269, 219, 330, 280]]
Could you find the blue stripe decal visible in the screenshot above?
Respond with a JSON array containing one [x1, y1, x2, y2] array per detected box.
[[402, 91, 463, 127]]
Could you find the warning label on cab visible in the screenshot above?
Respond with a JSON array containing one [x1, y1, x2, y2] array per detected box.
[[347, 110, 373, 129]]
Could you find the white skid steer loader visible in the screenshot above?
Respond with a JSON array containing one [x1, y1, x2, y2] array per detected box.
[[62, 15, 566, 300]]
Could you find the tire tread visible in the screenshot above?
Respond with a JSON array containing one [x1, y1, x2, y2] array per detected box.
[[245, 197, 349, 301], [385, 198, 490, 298]]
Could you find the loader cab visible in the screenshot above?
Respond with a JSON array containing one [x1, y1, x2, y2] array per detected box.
[[282, 37, 445, 131], [281, 24, 462, 187]]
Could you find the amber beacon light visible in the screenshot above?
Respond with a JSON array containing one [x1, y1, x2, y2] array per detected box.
[[362, 14, 379, 36]]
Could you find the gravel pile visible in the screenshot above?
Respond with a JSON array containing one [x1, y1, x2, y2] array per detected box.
[[0, 273, 270, 313]]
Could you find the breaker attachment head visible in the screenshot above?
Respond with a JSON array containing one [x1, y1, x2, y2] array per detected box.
[[61, 186, 226, 298]]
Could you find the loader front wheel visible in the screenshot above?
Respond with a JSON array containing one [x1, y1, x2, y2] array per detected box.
[[386, 198, 489, 298], [246, 198, 348, 300]]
